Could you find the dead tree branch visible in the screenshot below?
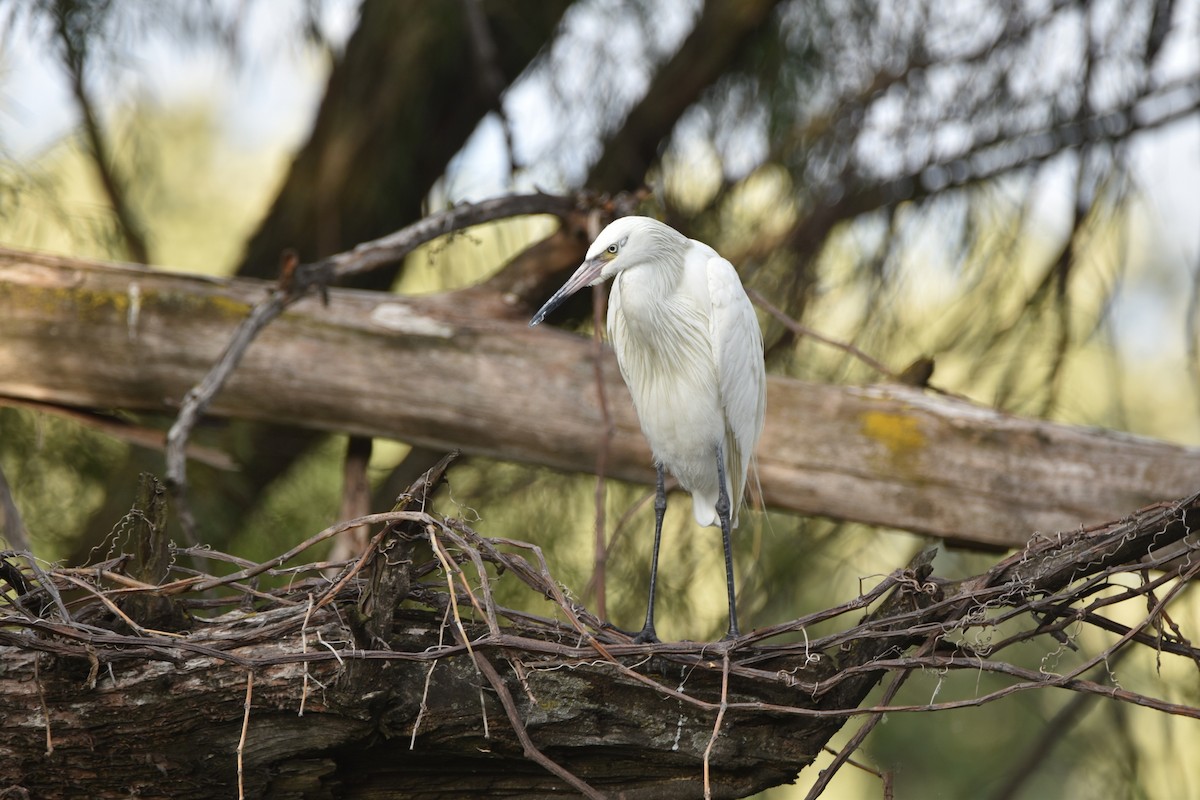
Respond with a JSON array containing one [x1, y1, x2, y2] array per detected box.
[[1, 246, 1198, 549], [162, 193, 583, 539], [1, 464, 1196, 798], [49, 0, 150, 264]]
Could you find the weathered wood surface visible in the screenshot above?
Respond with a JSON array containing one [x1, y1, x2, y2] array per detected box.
[[0, 608, 830, 800], [2, 247, 1197, 548]]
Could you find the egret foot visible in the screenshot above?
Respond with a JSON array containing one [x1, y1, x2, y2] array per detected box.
[[632, 625, 661, 644], [602, 621, 660, 643]]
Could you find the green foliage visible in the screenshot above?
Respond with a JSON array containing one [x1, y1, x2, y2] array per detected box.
[[0, 407, 128, 561], [1, 102, 289, 272], [235, 435, 346, 568]]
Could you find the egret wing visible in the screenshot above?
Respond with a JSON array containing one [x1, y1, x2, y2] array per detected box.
[[706, 255, 766, 523]]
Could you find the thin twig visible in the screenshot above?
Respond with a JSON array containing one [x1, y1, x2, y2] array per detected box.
[[411, 604, 453, 749], [437, 525, 502, 636], [19, 551, 72, 623], [429, 528, 479, 664], [237, 670, 254, 800], [702, 651, 732, 800], [34, 653, 53, 756], [747, 287, 897, 379], [472, 651, 605, 800], [805, 653, 916, 800], [328, 193, 577, 282], [165, 285, 291, 543], [184, 511, 426, 595], [819, 745, 886, 780], [299, 593, 314, 717], [56, 572, 184, 638]]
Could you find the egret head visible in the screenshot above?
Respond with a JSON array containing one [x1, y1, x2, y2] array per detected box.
[[529, 216, 686, 326]]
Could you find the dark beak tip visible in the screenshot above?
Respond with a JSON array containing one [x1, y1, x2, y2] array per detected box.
[[527, 258, 598, 329]]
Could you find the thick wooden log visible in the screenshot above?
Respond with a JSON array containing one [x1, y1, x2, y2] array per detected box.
[[1, 247, 1196, 548], [0, 608, 828, 800]]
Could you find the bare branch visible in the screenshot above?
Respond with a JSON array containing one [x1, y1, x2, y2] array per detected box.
[[162, 193, 581, 539], [1, 486, 1196, 798], [50, 1, 150, 264], [326, 192, 580, 282]]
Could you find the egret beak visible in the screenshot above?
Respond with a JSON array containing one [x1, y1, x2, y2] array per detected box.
[[528, 257, 605, 326]]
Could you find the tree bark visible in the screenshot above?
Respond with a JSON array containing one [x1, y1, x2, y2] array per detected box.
[[2, 248, 1196, 550], [1, 486, 1195, 799], [0, 607, 831, 799], [238, 0, 571, 280]]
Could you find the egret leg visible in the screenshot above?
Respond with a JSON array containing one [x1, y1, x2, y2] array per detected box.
[[633, 465, 667, 644], [714, 443, 740, 641]]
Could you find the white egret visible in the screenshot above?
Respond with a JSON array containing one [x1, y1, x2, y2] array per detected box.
[[529, 216, 766, 642]]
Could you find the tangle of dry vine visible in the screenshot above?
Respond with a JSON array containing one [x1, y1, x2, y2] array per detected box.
[[1, 488, 1197, 798]]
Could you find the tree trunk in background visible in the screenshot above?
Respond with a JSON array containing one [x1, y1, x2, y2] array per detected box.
[[237, 0, 571, 282]]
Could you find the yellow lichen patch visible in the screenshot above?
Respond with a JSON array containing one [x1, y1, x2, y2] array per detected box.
[[859, 410, 925, 464], [2, 281, 252, 325], [142, 288, 250, 319], [10, 284, 130, 321], [77, 287, 130, 315]]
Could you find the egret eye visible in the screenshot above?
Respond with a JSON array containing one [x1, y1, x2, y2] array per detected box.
[[606, 243, 619, 255]]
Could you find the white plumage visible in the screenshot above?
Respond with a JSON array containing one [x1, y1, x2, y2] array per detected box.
[[530, 215, 766, 641]]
